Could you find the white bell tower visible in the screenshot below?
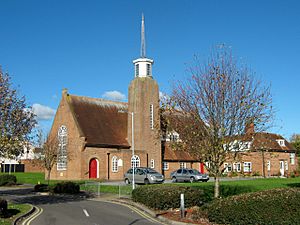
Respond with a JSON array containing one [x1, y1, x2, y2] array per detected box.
[[133, 14, 154, 78]]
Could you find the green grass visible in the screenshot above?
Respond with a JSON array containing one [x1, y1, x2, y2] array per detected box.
[[0, 203, 32, 225]]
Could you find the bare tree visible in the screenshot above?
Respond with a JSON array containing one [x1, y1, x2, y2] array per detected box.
[[0, 68, 36, 161], [163, 46, 273, 198]]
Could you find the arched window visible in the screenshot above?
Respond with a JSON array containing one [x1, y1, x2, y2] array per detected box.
[[112, 156, 118, 172], [57, 125, 67, 170], [131, 155, 140, 168]]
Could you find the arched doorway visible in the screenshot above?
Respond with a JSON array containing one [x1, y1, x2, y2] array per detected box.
[[89, 158, 99, 179]]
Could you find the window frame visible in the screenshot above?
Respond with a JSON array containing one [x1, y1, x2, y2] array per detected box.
[[112, 156, 118, 172]]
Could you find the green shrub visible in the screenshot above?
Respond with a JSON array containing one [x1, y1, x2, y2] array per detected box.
[[34, 184, 49, 192], [0, 174, 17, 186], [132, 185, 211, 210], [0, 198, 8, 216], [204, 188, 300, 225], [53, 181, 80, 194]]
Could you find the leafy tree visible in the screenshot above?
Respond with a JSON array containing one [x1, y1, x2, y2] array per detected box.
[[163, 46, 273, 198], [290, 134, 300, 156], [0, 68, 36, 161]]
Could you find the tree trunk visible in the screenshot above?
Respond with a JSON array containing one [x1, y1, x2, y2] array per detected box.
[[214, 175, 220, 198], [47, 169, 51, 185], [261, 150, 266, 178]]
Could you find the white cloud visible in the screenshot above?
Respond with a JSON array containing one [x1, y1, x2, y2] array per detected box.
[[32, 104, 56, 121], [102, 90, 126, 101]]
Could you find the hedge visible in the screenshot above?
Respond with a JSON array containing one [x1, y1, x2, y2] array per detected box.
[[0, 198, 8, 216], [0, 174, 17, 186], [132, 185, 211, 210], [204, 188, 300, 225], [53, 181, 80, 194]]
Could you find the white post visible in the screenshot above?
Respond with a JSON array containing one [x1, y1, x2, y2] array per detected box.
[[180, 193, 185, 218], [131, 112, 135, 190]]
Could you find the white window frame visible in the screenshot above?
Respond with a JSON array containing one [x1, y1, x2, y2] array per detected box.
[[112, 156, 118, 172], [285, 161, 288, 171], [163, 161, 169, 171], [276, 139, 286, 147], [267, 160, 271, 171], [135, 64, 139, 77], [150, 159, 155, 168], [224, 163, 232, 173], [179, 162, 187, 169], [233, 162, 241, 172], [57, 125, 68, 171], [290, 153, 295, 165], [150, 104, 154, 129], [243, 162, 252, 173], [131, 155, 140, 168]]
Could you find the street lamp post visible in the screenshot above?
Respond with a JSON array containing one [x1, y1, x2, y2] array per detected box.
[[131, 112, 135, 190]]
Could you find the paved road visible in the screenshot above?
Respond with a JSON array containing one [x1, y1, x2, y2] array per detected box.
[[29, 200, 162, 225]]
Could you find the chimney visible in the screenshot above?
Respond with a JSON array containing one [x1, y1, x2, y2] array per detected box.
[[245, 122, 255, 135]]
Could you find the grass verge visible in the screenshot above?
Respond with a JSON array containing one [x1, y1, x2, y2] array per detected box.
[[0, 203, 31, 225]]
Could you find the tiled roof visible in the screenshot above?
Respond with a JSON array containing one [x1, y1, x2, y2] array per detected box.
[[68, 95, 130, 148], [163, 143, 198, 161]]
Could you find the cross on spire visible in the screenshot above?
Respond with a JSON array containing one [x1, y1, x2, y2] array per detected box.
[[140, 13, 146, 58]]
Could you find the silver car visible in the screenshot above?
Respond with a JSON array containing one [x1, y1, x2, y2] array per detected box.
[[170, 168, 209, 183], [124, 167, 164, 185]]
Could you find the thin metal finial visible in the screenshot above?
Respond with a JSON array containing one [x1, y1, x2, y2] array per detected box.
[[140, 13, 146, 58]]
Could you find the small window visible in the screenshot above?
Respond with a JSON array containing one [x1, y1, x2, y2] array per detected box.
[[276, 139, 286, 147], [290, 153, 295, 165], [135, 64, 139, 77], [150, 104, 154, 129], [267, 160, 271, 171], [146, 64, 151, 76], [224, 163, 232, 173], [243, 162, 252, 173], [233, 162, 241, 172], [163, 162, 169, 171], [285, 161, 288, 171], [150, 159, 155, 168], [180, 162, 187, 169], [112, 156, 118, 172]]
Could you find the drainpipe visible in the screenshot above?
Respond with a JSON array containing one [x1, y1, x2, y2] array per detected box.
[[107, 153, 110, 180], [146, 154, 149, 167]]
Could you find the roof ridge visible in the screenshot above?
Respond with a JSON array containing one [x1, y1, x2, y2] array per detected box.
[[69, 94, 128, 107]]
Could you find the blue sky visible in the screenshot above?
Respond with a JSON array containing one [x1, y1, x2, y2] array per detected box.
[[0, 0, 299, 139]]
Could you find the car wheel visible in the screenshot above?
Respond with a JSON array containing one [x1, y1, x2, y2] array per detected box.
[[144, 179, 150, 185], [190, 177, 195, 183], [202, 179, 208, 182], [172, 177, 177, 183], [125, 178, 130, 185]]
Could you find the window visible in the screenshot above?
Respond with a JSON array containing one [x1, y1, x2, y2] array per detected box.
[[135, 64, 139, 77], [243, 162, 252, 173], [131, 155, 140, 168], [224, 163, 232, 173], [233, 162, 241, 172], [150, 159, 155, 168], [168, 132, 179, 142], [57, 125, 68, 170], [276, 139, 286, 147], [290, 153, 295, 165], [267, 160, 271, 171], [146, 64, 151, 76], [285, 161, 288, 171], [112, 156, 118, 172], [180, 162, 187, 169], [150, 104, 154, 129], [163, 162, 169, 171]]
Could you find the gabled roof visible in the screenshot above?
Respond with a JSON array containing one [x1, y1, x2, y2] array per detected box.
[[67, 94, 130, 148]]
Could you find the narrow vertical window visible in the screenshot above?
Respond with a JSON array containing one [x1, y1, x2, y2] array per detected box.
[[163, 162, 169, 170], [150, 104, 154, 129], [135, 64, 139, 77], [146, 64, 151, 76], [150, 159, 155, 168], [112, 156, 118, 172], [267, 160, 271, 171], [57, 125, 68, 170], [290, 153, 295, 165]]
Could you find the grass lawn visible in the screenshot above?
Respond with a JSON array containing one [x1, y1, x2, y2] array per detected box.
[[0, 203, 31, 225]]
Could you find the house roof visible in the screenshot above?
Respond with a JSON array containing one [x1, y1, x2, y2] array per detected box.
[[163, 143, 198, 162], [67, 95, 130, 148]]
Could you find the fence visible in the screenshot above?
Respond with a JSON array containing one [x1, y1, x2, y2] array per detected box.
[[82, 181, 133, 198]]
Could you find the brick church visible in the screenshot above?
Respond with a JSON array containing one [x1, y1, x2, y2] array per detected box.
[[48, 16, 297, 181]]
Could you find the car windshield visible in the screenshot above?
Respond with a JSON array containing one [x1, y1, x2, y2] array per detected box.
[[189, 169, 201, 175], [145, 168, 158, 174]]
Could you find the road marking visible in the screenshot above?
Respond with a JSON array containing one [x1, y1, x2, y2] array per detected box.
[[83, 209, 90, 217], [22, 206, 43, 225]]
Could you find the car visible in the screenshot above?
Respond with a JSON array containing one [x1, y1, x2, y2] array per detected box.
[[170, 168, 209, 183], [124, 167, 164, 185]]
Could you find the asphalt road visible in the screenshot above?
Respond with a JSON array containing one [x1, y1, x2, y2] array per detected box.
[[28, 200, 162, 225]]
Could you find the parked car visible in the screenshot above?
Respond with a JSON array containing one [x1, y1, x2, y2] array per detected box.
[[170, 168, 209, 183], [124, 167, 164, 185]]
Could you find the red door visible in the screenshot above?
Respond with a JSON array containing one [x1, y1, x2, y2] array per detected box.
[[89, 159, 98, 178], [200, 163, 205, 173]]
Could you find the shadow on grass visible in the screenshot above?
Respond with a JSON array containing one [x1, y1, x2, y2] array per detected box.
[[286, 183, 300, 188], [0, 209, 21, 218]]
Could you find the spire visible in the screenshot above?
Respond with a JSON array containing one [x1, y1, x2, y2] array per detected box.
[[140, 13, 146, 58]]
